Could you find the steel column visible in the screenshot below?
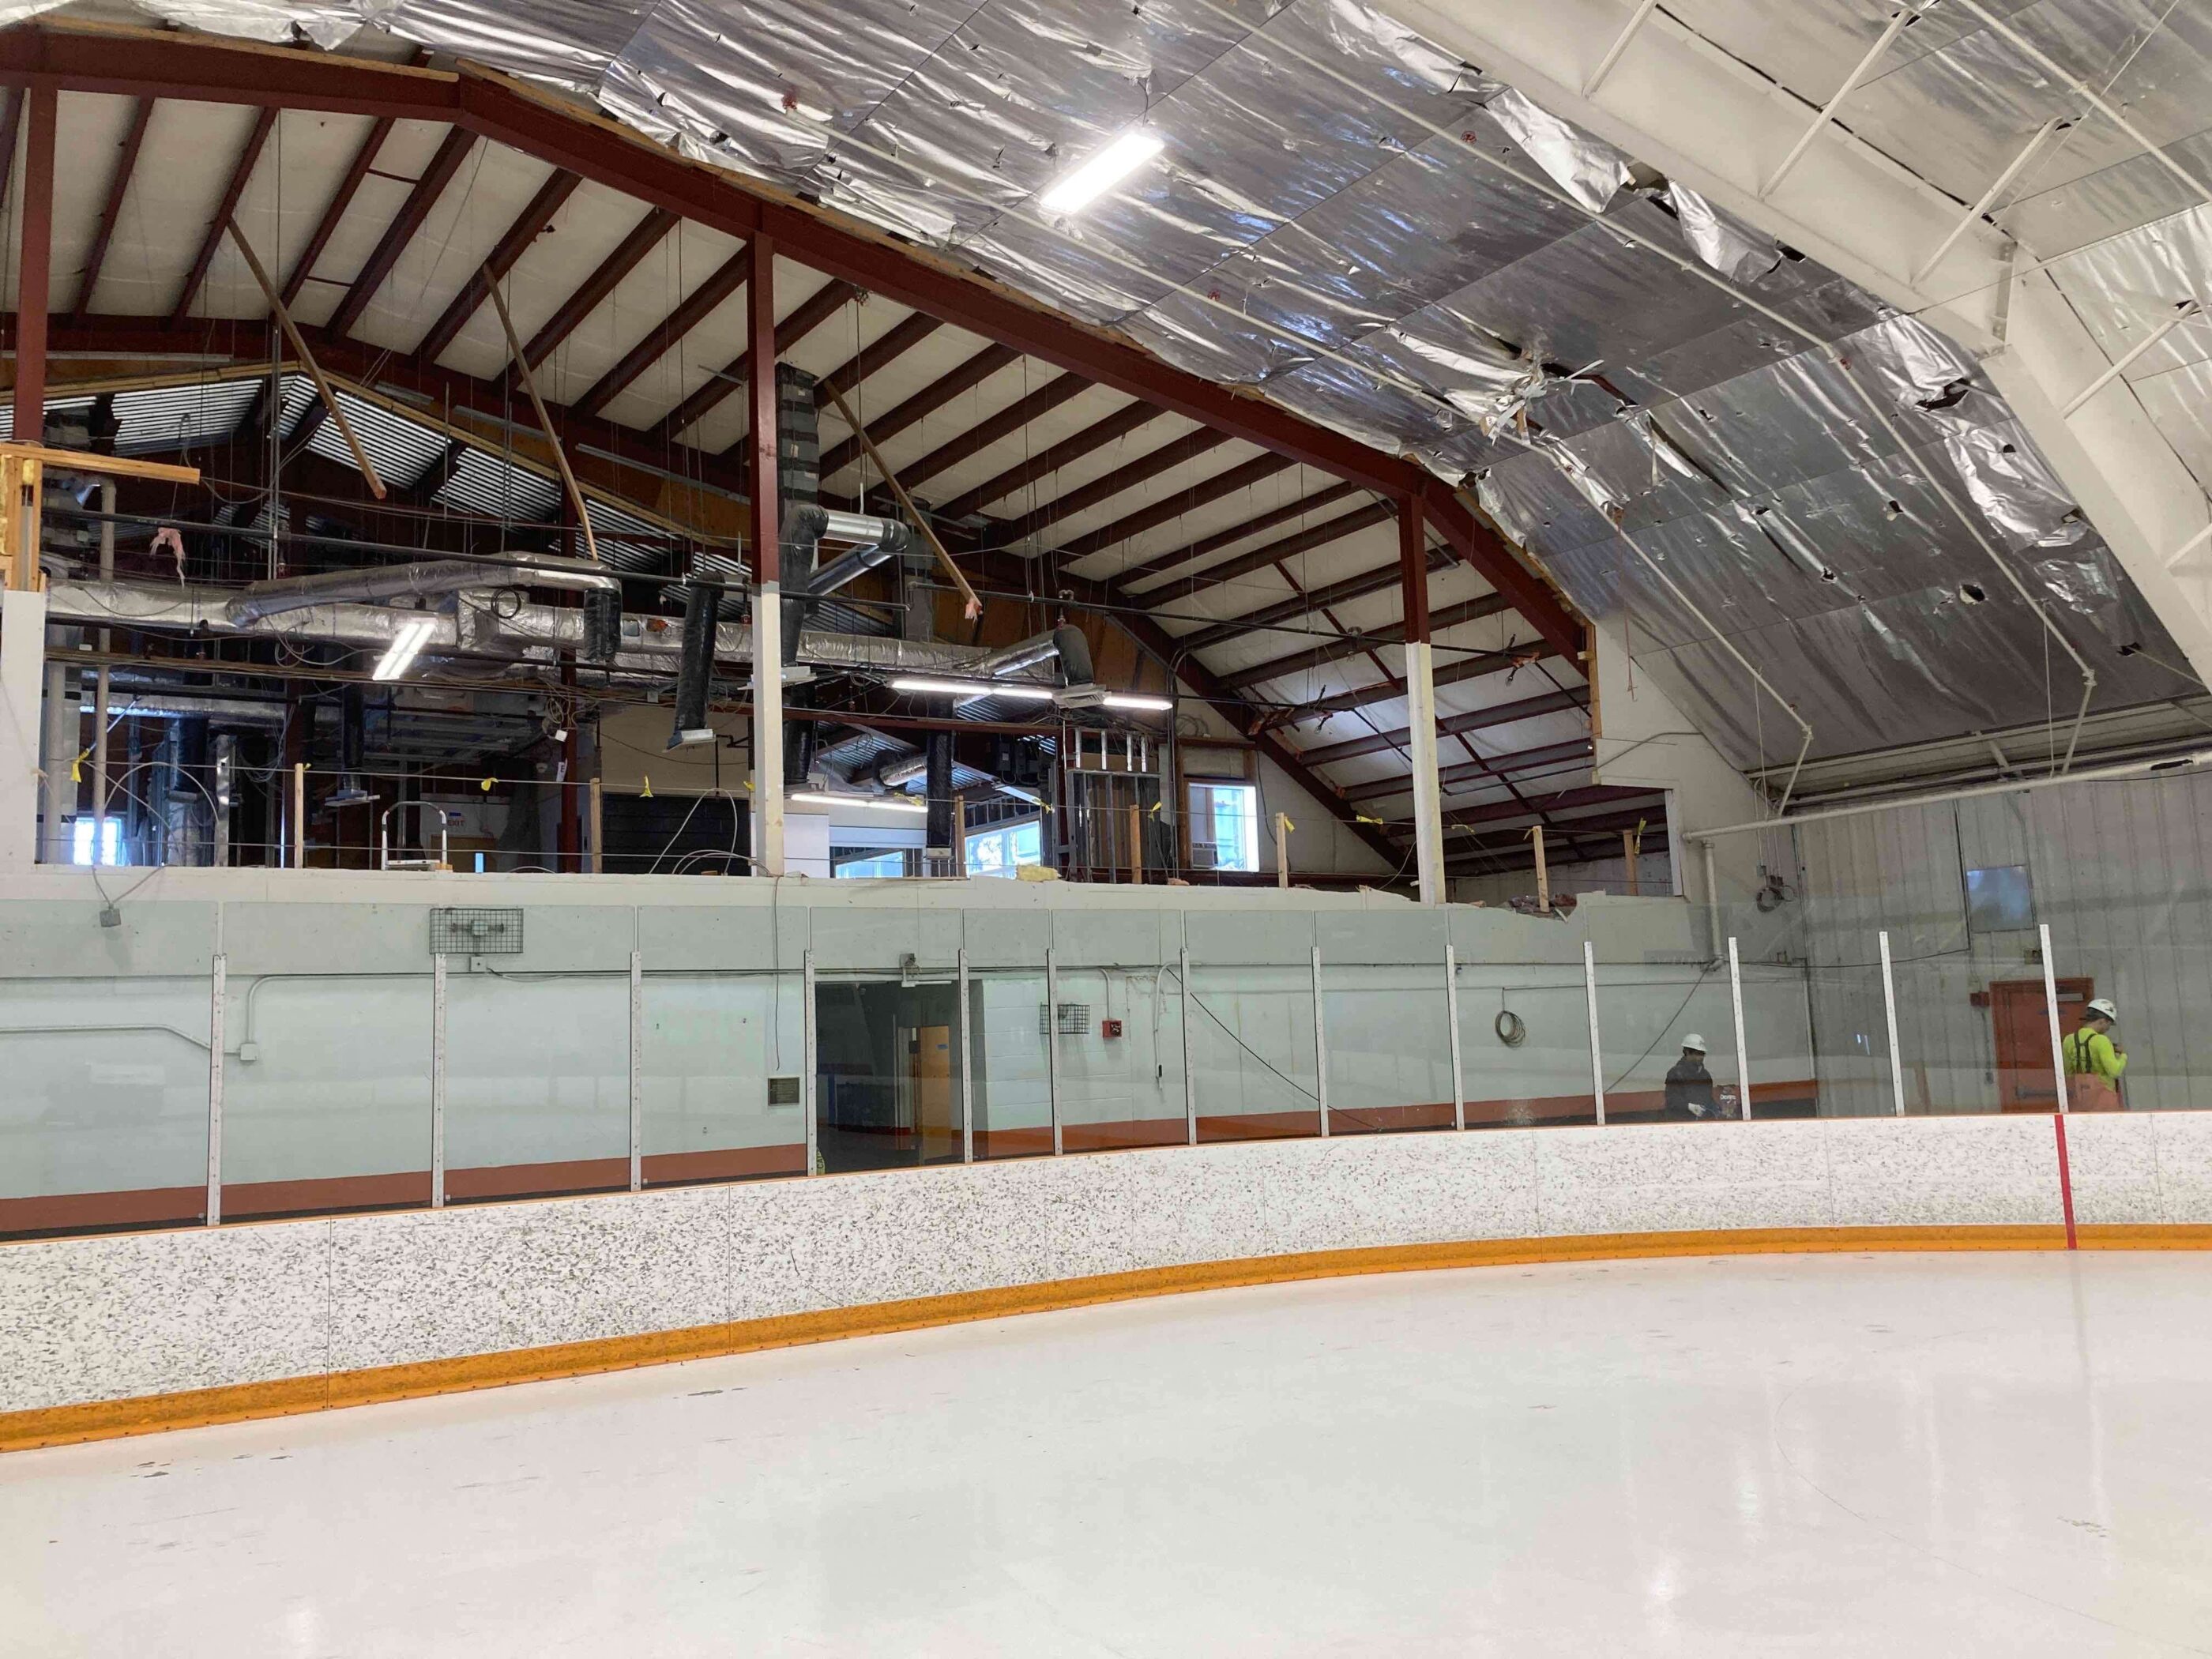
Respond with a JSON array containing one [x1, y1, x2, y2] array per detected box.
[[10, 85, 55, 446], [1400, 496, 1445, 904], [748, 235, 784, 876]]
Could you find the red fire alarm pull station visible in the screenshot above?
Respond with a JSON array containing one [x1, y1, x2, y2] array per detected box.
[[1101, 1018, 1124, 1039]]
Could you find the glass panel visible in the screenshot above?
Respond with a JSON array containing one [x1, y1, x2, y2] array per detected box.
[[1454, 960, 1596, 1127], [969, 970, 1053, 1160], [641, 969, 807, 1183], [814, 973, 969, 1172], [445, 969, 630, 1201], [1191, 962, 1321, 1142], [220, 971, 434, 1218], [1323, 960, 1454, 1134], [1595, 962, 1747, 1124], [1739, 961, 1816, 1119], [1050, 961, 1188, 1151], [0, 972, 213, 1232]]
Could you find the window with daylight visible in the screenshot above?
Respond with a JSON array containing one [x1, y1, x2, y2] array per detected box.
[[1189, 782, 1259, 873], [965, 819, 1042, 878], [834, 850, 906, 878], [71, 817, 123, 867]]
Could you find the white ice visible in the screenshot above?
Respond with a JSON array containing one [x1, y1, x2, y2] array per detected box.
[[5, 1252, 2211, 1657]]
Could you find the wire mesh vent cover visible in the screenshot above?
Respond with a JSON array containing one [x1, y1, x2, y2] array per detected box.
[[1039, 1002, 1091, 1036], [430, 908, 525, 956]]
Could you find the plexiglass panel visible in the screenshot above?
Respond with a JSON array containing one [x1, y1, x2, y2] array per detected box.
[[814, 972, 967, 1173], [642, 969, 807, 1182], [220, 972, 434, 1217], [1322, 960, 1455, 1134], [444, 969, 630, 1200], [1454, 961, 1596, 1127], [1191, 963, 1321, 1142], [970, 970, 1051, 1159]]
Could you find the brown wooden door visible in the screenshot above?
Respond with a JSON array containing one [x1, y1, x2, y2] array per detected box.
[[1988, 977, 2092, 1112], [911, 1023, 955, 1161]]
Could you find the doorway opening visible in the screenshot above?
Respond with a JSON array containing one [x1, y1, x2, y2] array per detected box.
[[814, 977, 968, 1172], [1986, 976, 2092, 1112]]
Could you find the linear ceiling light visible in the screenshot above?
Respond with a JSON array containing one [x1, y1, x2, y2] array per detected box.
[[890, 675, 1055, 702], [1040, 130, 1165, 213], [372, 616, 439, 683], [1101, 693, 1174, 713], [790, 792, 930, 814]]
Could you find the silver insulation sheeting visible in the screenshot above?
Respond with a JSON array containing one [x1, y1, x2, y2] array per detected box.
[[29, 0, 2205, 766]]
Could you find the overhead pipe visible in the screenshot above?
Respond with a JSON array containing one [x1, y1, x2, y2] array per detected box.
[[227, 558, 616, 625]]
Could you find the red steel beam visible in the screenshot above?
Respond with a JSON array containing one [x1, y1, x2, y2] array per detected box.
[[657, 276, 856, 441], [10, 84, 52, 446], [1176, 559, 1413, 656], [0, 88, 21, 217], [70, 95, 151, 319], [1421, 478, 1582, 666], [1052, 450, 1293, 566], [1276, 644, 1564, 726], [415, 169, 580, 364], [1118, 480, 1360, 587], [1300, 687, 1589, 769], [171, 103, 276, 324], [1220, 581, 1512, 692], [0, 24, 1513, 508], [899, 370, 1084, 492], [994, 427, 1230, 547], [964, 547, 1401, 866], [811, 309, 941, 408], [570, 239, 748, 419], [748, 233, 780, 587], [1341, 738, 1597, 803], [324, 123, 476, 339], [938, 398, 1160, 521], [814, 340, 1017, 477], [1137, 500, 1392, 600], [1441, 784, 1657, 831], [517, 204, 677, 371]]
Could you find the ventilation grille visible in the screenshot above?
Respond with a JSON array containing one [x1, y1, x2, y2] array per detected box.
[[429, 907, 525, 956], [1039, 1002, 1090, 1036]]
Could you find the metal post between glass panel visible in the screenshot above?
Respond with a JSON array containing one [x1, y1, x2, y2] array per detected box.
[[431, 952, 447, 1207], [205, 953, 226, 1227], [1728, 936, 1751, 1121], [1582, 940, 1605, 1125], [2039, 923, 2068, 1115], [1445, 943, 1465, 1133], [957, 948, 974, 1165], [1179, 945, 1197, 1146], [627, 950, 642, 1192], [803, 950, 819, 1175], [1045, 946, 1063, 1156], [1879, 930, 1905, 1118], [1311, 944, 1330, 1138]]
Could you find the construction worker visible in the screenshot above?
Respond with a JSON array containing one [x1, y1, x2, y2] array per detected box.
[[2063, 998, 2126, 1111], [1664, 1035, 1723, 1120]]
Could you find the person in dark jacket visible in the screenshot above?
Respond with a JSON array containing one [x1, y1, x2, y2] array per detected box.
[[1663, 1035, 1722, 1120]]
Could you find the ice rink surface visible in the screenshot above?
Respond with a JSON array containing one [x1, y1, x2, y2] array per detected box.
[[5, 1251, 2210, 1657]]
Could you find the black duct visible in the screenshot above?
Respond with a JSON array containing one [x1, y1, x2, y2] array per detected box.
[[924, 728, 954, 870], [1052, 623, 1094, 686], [783, 694, 817, 787], [668, 580, 720, 749]]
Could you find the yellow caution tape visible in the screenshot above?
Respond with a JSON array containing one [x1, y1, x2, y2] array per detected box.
[[641, 775, 653, 799], [480, 777, 494, 792]]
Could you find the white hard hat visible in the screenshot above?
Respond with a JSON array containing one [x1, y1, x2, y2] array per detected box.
[[1682, 1033, 1708, 1052], [2086, 998, 2117, 1021]]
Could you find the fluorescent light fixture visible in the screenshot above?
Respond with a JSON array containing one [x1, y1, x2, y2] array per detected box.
[[1040, 129, 1164, 213], [890, 675, 1055, 702], [372, 616, 439, 683], [1102, 693, 1174, 713], [790, 792, 929, 814]]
